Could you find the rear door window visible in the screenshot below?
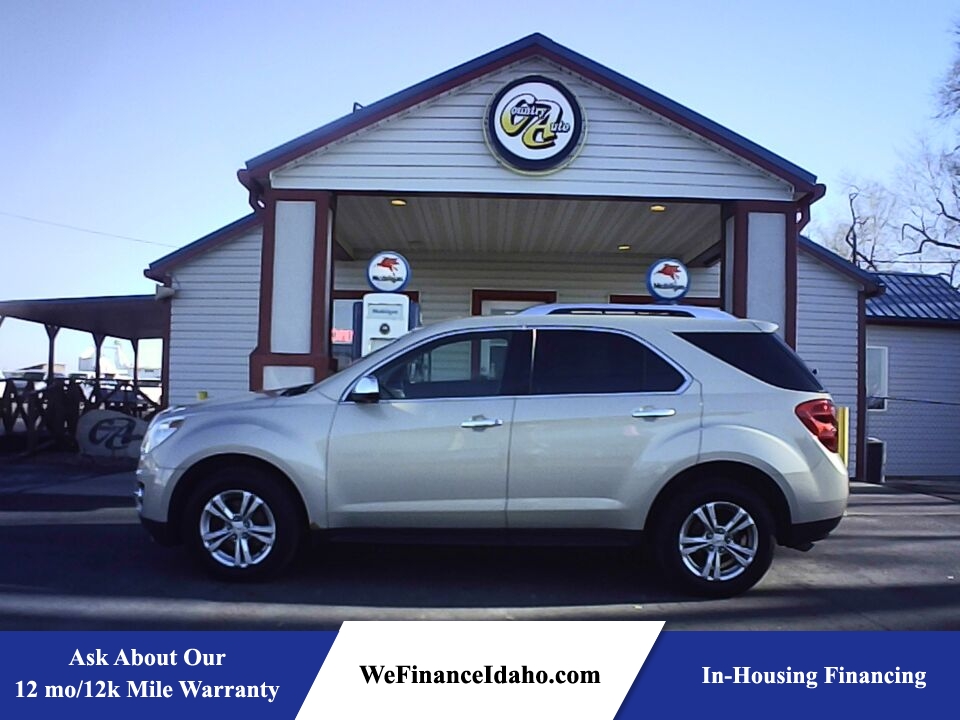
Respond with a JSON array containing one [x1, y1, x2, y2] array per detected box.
[[676, 331, 823, 392], [531, 329, 685, 395]]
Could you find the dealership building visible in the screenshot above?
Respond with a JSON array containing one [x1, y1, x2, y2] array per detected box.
[[136, 33, 893, 479]]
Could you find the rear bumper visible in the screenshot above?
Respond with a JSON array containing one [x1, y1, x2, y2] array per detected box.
[[783, 514, 843, 549]]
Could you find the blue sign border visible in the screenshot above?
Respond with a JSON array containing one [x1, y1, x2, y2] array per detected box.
[[646, 258, 690, 303], [367, 251, 411, 292]]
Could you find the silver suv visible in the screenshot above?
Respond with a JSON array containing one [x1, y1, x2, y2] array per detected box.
[[137, 305, 847, 597]]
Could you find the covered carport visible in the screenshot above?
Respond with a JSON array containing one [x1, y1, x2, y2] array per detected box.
[[0, 294, 168, 448]]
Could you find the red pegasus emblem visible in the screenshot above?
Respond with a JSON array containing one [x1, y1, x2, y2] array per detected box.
[[376, 257, 401, 274], [656, 263, 682, 280]]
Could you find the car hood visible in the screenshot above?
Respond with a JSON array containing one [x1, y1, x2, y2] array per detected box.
[[172, 383, 332, 418], [173, 391, 280, 416]]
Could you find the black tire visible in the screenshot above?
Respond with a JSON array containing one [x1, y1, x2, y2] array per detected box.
[[182, 465, 304, 581], [652, 481, 775, 598]]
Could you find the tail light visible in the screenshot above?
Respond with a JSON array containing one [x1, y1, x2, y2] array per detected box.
[[795, 399, 838, 453]]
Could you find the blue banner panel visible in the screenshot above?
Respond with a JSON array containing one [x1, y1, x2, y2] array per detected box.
[[618, 632, 951, 718], [0, 630, 954, 719], [0, 631, 335, 719]]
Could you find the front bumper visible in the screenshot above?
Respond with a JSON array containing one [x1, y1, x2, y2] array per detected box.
[[783, 514, 843, 549], [140, 516, 179, 546]]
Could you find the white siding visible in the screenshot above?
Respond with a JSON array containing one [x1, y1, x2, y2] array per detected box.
[[746, 212, 786, 336], [796, 251, 860, 474], [271, 201, 316, 353], [168, 229, 262, 405], [335, 255, 719, 323], [273, 57, 794, 201], [866, 324, 960, 477]]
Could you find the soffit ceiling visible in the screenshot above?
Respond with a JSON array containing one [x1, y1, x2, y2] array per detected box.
[[335, 195, 720, 261]]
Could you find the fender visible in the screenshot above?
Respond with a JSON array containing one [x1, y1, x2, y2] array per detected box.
[[696, 424, 818, 516], [151, 405, 336, 527]]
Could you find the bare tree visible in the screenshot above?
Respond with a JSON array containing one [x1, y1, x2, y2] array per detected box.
[[814, 27, 960, 287], [898, 143, 960, 285]]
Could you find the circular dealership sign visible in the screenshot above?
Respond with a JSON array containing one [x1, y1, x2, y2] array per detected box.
[[646, 259, 690, 303], [485, 75, 585, 174], [367, 251, 411, 292]]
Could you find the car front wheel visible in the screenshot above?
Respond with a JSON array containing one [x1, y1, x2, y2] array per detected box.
[[183, 467, 303, 580], [653, 482, 774, 598]]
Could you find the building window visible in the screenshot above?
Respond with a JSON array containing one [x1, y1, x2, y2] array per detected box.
[[866, 346, 888, 411], [471, 289, 557, 316]]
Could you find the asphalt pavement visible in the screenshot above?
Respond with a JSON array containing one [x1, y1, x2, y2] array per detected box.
[[0, 454, 958, 630]]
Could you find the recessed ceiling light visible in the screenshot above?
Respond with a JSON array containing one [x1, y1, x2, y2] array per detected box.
[[618, 244, 632, 252], [390, 198, 407, 207], [650, 204, 667, 212]]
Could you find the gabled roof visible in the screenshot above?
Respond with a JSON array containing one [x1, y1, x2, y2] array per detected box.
[[240, 33, 818, 196], [145, 214, 260, 282], [798, 236, 883, 294], [867, 272, 960, 326]]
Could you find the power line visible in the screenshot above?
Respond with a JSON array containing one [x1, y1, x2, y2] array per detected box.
[[0, 210, 179, 248]]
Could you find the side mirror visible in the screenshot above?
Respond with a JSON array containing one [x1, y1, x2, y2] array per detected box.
[[350, 375, 381, 403]]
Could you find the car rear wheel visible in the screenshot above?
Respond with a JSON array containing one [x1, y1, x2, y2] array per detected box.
[[653, 482, 774, 598], [183, 466, 303, 580]]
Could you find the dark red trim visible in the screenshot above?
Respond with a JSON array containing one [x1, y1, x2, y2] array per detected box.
[[250, 198, 279, 390], [855, 290, 867, 482], [609, 294, 721, 307], [719, 205, 732, 311], [728, 200, 794, 213], [250, 194, 344, 389], [470, 289, 557, 316], [784, 208, 798, 348], [160, 295, 171, 409], [310, 193, 334, 377], [237, 170, 265, 212], [264, 188, 332, 202], [732, 206, 748, 318], [797, 184, 827, 232], [335, 189, 727, 204]]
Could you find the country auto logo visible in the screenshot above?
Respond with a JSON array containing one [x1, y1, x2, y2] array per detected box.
[[486, 75, 584, 174], [367, 251, 411, 292]]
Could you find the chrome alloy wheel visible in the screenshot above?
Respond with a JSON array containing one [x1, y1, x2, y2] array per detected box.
[[199, 490, 277, 568], [677, 501, 759, 582]]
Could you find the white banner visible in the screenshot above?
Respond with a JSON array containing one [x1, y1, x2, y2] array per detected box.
[[297, 620, 664, 719]]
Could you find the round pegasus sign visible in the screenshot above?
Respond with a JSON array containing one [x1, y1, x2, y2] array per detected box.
[[367, 251, 411, 292], [646, 258, 690, 303], [485, 75, 585, 174]]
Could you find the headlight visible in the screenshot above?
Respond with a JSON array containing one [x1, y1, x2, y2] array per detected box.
[[141, 414, 185, 454]]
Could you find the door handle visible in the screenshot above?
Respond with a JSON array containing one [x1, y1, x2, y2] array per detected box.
[[461, 416, 503, 429], [632, 407, 676, 419]]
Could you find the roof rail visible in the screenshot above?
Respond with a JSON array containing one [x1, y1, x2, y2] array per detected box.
[[519, 303, 736, 320]]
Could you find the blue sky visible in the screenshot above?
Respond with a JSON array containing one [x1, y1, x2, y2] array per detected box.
[[1, 0, 957, 371]]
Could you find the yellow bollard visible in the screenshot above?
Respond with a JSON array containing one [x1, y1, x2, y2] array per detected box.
[[197, 390, 208, 401], [836, 406, 849, 469]]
